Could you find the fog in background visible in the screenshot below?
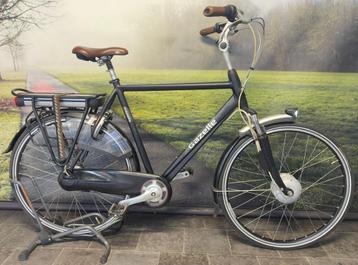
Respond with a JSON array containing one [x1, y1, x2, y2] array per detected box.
[[0, 0, 357, 72], [0, 0, 280, 70]]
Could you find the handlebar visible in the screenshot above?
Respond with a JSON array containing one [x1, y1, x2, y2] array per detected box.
[[200, 5, 240, 36], [200, 22, 226, 36], [203, 5, 238, 21], [200, 26, 216, 36]]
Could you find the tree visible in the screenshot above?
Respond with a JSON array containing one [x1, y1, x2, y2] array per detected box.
[[7, 39, 23, 71], [0, 0, 57, 80]]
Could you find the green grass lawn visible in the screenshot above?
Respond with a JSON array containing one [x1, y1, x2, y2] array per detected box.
[[0, 72, 24, 200], [0, 72, 26, 98], [54, 69, 358, 209]]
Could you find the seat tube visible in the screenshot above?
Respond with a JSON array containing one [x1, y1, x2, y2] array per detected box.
[[115, 86, 154, 173], [105, 59, 153, 173]]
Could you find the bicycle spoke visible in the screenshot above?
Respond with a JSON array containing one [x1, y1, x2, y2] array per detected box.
[[228, 182, 269, 200], [301, 165, 341, 193], [298, 135, 310, 181], [232, 190, 270, 210], [242, 150, 266, 175], [232, 167, 267, 177], [278, 132, 287, 172], [281, 132, 298, 172]]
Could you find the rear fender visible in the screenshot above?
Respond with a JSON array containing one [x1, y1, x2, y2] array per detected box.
[[3, 119, 35, 154], [212, 113, 296, 203], [3, 109, 79, 154]]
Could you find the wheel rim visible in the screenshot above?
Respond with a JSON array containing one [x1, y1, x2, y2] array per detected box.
[[222, 125, 352, 248], [12, 116, 134, 234]]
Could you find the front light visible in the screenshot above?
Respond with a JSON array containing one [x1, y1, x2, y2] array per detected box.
[[285, 108, 299, 118]]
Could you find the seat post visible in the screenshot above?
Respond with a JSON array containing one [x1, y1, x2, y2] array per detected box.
[[102, 56, 118, 82]]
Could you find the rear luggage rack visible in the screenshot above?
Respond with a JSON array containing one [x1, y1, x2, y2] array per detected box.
[[12, 88, 106, 108], [11, 88, 107, 166]]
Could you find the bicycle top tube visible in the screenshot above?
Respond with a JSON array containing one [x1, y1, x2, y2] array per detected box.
[[118, 81, 233, 92]]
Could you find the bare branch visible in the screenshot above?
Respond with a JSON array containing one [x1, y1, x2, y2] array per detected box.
[[0, 0, 59, 48]]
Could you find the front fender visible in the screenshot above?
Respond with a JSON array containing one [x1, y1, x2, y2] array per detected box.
[[212, 113, 296, 204]]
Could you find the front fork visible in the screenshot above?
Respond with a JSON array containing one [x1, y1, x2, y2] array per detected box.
[[250, 113, 293, 196]]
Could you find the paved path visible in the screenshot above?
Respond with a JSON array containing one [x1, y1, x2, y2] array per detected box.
[[24, 71, 215, 209], [0, 210, 357, 265]]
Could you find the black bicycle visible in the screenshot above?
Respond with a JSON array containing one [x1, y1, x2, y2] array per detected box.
[[6, 5, 354, 250]]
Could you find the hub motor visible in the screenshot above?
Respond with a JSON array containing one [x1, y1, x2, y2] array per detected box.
[[270, 173, 302, 204]]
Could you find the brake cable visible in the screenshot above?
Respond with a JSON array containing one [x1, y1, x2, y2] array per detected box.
[[225, 17, 266, 145]]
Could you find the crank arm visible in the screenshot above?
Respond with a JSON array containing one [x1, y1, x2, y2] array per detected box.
[[118, 186, 161, 208]]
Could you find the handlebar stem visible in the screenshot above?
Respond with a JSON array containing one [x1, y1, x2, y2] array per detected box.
[[218, 22, 234, 70]]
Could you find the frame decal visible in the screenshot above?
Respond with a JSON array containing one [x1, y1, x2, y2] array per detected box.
[[188, 119, 217, 149]]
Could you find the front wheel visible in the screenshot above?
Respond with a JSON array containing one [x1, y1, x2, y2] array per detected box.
[[218, 124, 354, 249]]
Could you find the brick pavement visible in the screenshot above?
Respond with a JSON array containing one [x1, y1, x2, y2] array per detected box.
[[0, 210, 357, 265]]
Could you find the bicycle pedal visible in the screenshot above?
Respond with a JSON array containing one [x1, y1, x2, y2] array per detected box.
[[109, 197, 128, 217]]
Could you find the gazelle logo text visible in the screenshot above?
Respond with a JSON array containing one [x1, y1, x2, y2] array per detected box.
[[188, 119, 217, 149]]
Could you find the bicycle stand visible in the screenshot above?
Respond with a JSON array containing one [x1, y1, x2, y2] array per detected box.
[[12, 180, 113, 264]]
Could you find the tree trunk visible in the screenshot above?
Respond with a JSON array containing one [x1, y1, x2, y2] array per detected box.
[[0, 72, 3, 81]]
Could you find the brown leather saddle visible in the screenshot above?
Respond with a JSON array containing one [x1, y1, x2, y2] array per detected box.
[[72, 46, 128, 62]]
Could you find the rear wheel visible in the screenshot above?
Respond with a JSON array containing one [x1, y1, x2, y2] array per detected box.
[[10, 113, 139, 234], [218, 125, 353, 249]]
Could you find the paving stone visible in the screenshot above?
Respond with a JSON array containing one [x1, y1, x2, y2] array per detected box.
[[2, 210, 33, 225], [0, 211, 12, 224], [162, 215, 206, 228], [203, 216, 232, 229], [336, 221, 358, 233], [158, 252, 208, 265], [184, 228, 230, 255], [125, 213, 206, 229], [41, 239, 91, 249], [2, 248, 61, 265], [89, 229, 140, 250], [208, 255, 259, 265], [278, 244, 328, 258], [308, 257, 358, 265], [107, 251, 159, 265], [53, 248, 103, 265], [137, 228, 184, 252], [258, 257, 310, 265], [0, 224, 18, 239], [125, 213, 168, 228], [323, 232, 358, 258], [0, 248, 14, 264], [0, 225, 37, 248], [228, 231, 278, 257]]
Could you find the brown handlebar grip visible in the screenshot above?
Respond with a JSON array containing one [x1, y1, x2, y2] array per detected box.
[[200, 26, 216, 36], [203, 6, 226, 17]]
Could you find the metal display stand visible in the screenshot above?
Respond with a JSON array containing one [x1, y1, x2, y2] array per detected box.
[[13, 180, 113, 264]]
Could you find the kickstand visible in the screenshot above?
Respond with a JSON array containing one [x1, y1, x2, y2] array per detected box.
[[13, 180, 112, 264]]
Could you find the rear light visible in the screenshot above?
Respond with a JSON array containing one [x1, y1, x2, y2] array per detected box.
[[12, 96, 24, 107]]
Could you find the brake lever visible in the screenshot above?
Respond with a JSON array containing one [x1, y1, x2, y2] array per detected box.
[[214, 22, 227, 33], [239, 18, 252, 24]]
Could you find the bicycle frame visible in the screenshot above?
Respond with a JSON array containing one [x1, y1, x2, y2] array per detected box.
[[94, 60, 248, 183]]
